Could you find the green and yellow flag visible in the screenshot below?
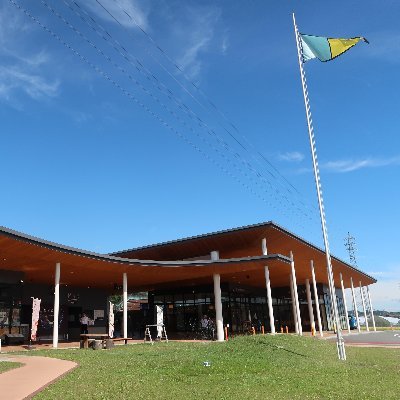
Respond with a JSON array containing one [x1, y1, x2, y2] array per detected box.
[[300, 34, 368, 62]]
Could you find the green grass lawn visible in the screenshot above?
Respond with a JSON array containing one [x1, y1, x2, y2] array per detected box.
[[31, 335, 399, 400], [361, 326, 400, 331], [0, 361, 22, 374]]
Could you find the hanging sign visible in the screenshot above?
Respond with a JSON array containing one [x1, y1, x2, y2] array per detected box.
[[31, 298, 41, 341], [156, 305, 163, 338], [109, 302, 115, 338]]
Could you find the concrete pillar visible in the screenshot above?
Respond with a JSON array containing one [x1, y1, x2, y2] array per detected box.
[[305, 279, 315, 333], [123, 272, 128, 338], [213, 274, 224, 341], [366, 286, 376, 331], [265, 266, 275, 334], [289, 274, 299, 334], [350, 277, 361, 332], [262, 239, 275, 334], [53, 262, 60, 348], [290, 252, 302, 335], [340, 273, 351, 334], [310, 261, 323, 337], [359, 281, 369, 332], [211, 251, 224, 341]]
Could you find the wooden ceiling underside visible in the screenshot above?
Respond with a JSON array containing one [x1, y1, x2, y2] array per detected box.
[[0, 224, 376, 291]]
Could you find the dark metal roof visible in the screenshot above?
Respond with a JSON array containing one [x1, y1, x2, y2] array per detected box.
[[0, 224, 290, 267], [110, 220, 376, 283], [111, 220, 275, 255]]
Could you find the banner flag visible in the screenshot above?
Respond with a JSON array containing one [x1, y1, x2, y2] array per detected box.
[[109, 301, 115, 338], [31, 298, 41, 341], [300, 34, 368, 62], [156, 305, 163, 338]]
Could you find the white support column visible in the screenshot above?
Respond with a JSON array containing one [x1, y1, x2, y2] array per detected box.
[[265, 266, 275, 334], [123, 272, 128, 339], [262, 239, 275, 335], [211, 251, 224, 342], [359, 281, 369, 332], [310, 261, 323, 337], [213, 274, 224, 341], [289, 274, 299, 334], [290, 252, 302, 335], [305, 279, 315, 333], [366, 286, 376, 331], [350, 277, 361, 333], [53, 262, 60, 348], [340, 273, 351, 334]]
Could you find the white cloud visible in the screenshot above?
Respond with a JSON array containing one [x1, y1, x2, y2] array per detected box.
[[368, 280, 400, 311], [85, 0, 150, 30], [0, 3, 60, 104], [0, 66, 59, 100], [345, 278, 400, 312], [221, 33, 229, 55], [295, 156, 400, 174], [9, 49, 49, 68], [322, 156, 400, 173], [279, 151, 305, 162], [366, 271, 398, 279], [174, 5, 222, 79]]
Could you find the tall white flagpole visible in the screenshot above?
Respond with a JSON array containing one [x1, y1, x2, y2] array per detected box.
[[292, 13, 346, 360]]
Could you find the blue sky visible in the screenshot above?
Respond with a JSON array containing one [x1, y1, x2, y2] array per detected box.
[[1, 0, 399, 310]]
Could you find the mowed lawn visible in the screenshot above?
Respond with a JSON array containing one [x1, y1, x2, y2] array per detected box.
[[30, 335, 400, 400], [0, 361, 21, 374]]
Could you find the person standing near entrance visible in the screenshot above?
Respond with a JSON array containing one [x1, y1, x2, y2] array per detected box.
[[200, 315, 209, 330], [80, 313, 89, 334]]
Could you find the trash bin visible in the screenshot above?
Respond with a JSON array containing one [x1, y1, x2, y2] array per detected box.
[[92, 340, 102, 350]]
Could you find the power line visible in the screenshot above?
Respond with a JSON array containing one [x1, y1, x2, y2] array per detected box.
[[40, 0, 313, 225], [70, 0, 318, 222], [93, 0, 318, 218], [344, 232, 358, 267], [10, 0, 305, 225]]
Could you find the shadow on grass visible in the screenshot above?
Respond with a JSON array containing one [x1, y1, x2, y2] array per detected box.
[[254, 338, 309, 358]]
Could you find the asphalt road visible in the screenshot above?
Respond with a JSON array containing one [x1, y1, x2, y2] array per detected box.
[[330, 331, 400, 346]]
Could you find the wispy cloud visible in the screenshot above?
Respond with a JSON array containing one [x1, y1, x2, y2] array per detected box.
[[322, 156, 400, 173], [0, 4, 60, 104], [346, 264, 400, 311], [367, 279, 400, 311], [0, 66, 59, 100], [85, 0, 150, 30], [221, 32, 229, 55], [170, 5, 222, 79], [294, 156, 400, 174], [279, 151, 305, 162]]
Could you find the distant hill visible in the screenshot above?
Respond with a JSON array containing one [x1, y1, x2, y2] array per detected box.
[[374, 310, 400, 319], [352, 310, 400, 326]]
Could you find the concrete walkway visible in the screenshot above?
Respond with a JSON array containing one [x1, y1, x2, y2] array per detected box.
[[326, 330, 400, 348], [0, 355, 77, 400]]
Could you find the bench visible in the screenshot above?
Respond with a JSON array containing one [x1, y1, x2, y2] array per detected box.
[[112, 337, 129, 345], [80, 334, 109, 349]]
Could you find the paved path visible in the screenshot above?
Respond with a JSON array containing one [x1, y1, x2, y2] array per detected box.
[[328, 331, 400, 348], [0, 355, 77, 400]]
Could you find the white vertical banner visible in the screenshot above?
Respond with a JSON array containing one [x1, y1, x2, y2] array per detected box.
[[156, 305, 163, 337], [109, 302, 115, 338], [31, 298, 41, 341]]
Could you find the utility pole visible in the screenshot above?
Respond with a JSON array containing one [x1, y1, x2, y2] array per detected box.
[[344, 232, 358, 267]]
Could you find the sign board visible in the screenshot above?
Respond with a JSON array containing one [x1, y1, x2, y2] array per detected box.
[[156, 305, 163, 338], [109, 302, 114, 338], [31, 298, 41, 341]]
